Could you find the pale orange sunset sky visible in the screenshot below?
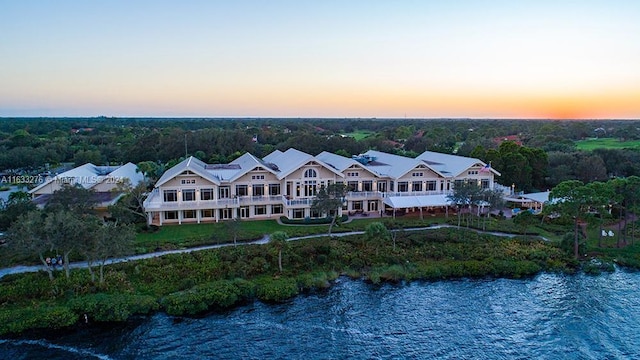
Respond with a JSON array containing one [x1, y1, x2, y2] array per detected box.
[[1, 0, 639, 119]]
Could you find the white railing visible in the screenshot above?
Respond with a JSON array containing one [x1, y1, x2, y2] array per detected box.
[[346, 191, 383, 199], [382, 190, 452, 197]]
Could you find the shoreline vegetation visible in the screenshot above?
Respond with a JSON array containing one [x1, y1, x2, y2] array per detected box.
[[2, 214, 639, 337]]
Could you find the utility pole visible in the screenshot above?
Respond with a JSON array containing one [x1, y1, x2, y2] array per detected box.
[[184, 133, 188, 158]]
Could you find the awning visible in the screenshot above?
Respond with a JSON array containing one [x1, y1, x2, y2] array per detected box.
[[383, 194, 452, 209]]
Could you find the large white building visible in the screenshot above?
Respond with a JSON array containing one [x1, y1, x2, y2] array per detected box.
[[30, 162, 145, 210], [143, 148, 501, 226]]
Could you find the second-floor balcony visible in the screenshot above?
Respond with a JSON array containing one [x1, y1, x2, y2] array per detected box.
[[383, 190, 453, 197]]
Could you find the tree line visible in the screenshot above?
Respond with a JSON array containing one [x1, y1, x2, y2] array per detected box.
[[2, 117, 640, 193], [5, 185, 136, 284]]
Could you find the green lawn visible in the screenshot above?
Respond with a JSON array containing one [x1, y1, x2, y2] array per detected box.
[[575, 137, 640, 151], [341, 130, 376, 141], [135, 216, 446, 251]]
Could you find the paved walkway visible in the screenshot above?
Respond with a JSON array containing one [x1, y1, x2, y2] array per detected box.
[[0, 224, 545, 280]]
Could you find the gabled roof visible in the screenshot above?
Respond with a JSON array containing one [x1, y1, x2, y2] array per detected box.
[[155, 156, 222, 187], [107, 162, 145, 187], [315, 151, 379, 178], [417, 150, 501, 177], [262, 148, 344, 180], [226, 152, 280, 182], [29, 162, 144, 194], [361, 150, 433, 179], [262, 148, 313, 179]]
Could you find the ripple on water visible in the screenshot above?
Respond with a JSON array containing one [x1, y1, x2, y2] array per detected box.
[[3, 272, 640, 359]]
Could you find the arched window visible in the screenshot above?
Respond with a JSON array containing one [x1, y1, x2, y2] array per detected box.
[[304, 168, 317, 178]]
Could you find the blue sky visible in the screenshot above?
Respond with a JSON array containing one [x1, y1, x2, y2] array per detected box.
[[1, 0, 639, 118]]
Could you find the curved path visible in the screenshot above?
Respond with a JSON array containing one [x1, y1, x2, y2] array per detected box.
[[0, 224, 545, 280]]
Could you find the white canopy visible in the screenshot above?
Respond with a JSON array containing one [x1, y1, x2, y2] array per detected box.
[[383, 194, 452, 209]]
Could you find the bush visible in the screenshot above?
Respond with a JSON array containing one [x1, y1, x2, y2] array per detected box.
[[162, 279, 252, 316], [255, 277, 298, 302], [68, 293, 159, 322], [0, 305, 77, 335], [279, 215, 348, 225]]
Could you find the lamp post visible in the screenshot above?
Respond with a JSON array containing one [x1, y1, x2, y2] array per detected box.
[[511, 183, 515, 195]]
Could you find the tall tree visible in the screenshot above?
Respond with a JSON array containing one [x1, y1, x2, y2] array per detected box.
[[43, 210, 88, 278], [311, 183, 348, 235], [108, 179, 150, 225], [7, 211, 55, 280], [585, 181, 614, 247], [45, 184, 98, 215], [94, 222, 135, 284], [225, 218, 242, 246], [269, 231, 289, 273], [512, 211, 536, 236], [482, 189, 506, 231], [447, 181, 482, 228], [0, 191, 37, 230], [549, 180, 594, 258], [365, 222, 391, 256]]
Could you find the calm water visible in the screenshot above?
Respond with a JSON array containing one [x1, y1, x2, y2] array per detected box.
[[2, 270, 640, 359]]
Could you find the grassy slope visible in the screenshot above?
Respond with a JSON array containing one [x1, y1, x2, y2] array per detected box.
[[341, 130, 375, 141], [575, 137, 640, 151]]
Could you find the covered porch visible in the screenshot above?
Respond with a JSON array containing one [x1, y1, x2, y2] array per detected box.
[[382, 194, 452, 219]]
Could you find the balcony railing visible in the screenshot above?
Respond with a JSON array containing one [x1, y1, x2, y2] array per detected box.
[[382, 190, 452, 197], [144, 186, 487, 211], [346, 191, 383, 199]]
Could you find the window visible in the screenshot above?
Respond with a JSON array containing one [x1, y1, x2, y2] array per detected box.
[[219, 208, 233, 220], [255, 205, 267, 215], [347, 172, 359, 177], [201, 209, 214, 218], [251, 174, 265, 180], [347, 181, 359, 192], [352, 201, 363, 210], [378, 181, 387, 192], [362, 180, 373, 192], [164, 211, 178, 220], [240, 206, 249, 218], [426, 181, 437, 191], [163, 190, 177, 202], [412, 181, 422, 192], [412, 172, 424, 177], [201, 188, 214, 201], [219, 186, 230, 199], [304, 169, 317, 178], [293, 209, 305, 219], [454, 180, 465, 188], [253, 184, 264, 196], [181, 179, 196, 184], [182, 189, 195, 202], [183, 210, 196, 219], [271, 204, 283, 214], [481, 179, 490, 189], [397, 181, 408, 192], [236, 185, 248, 197], [468, 170, 478, 175], [304, 181, 317, 196], [269, 183, 281, 196]]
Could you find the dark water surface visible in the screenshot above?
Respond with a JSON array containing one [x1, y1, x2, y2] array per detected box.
[[2, 270, 640, 359]]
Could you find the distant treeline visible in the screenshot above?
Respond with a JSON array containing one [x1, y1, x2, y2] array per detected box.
[[1, 117, 639, 191]]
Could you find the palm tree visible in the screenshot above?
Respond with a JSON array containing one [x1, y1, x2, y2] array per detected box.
[[270, 231, 289, 273]]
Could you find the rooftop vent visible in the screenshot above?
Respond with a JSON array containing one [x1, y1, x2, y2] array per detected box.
[[352, 154, 377, 165], [205, 164, 241, 170]]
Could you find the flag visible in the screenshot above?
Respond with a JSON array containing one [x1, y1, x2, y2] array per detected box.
[[479, 162, 491, 173]]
